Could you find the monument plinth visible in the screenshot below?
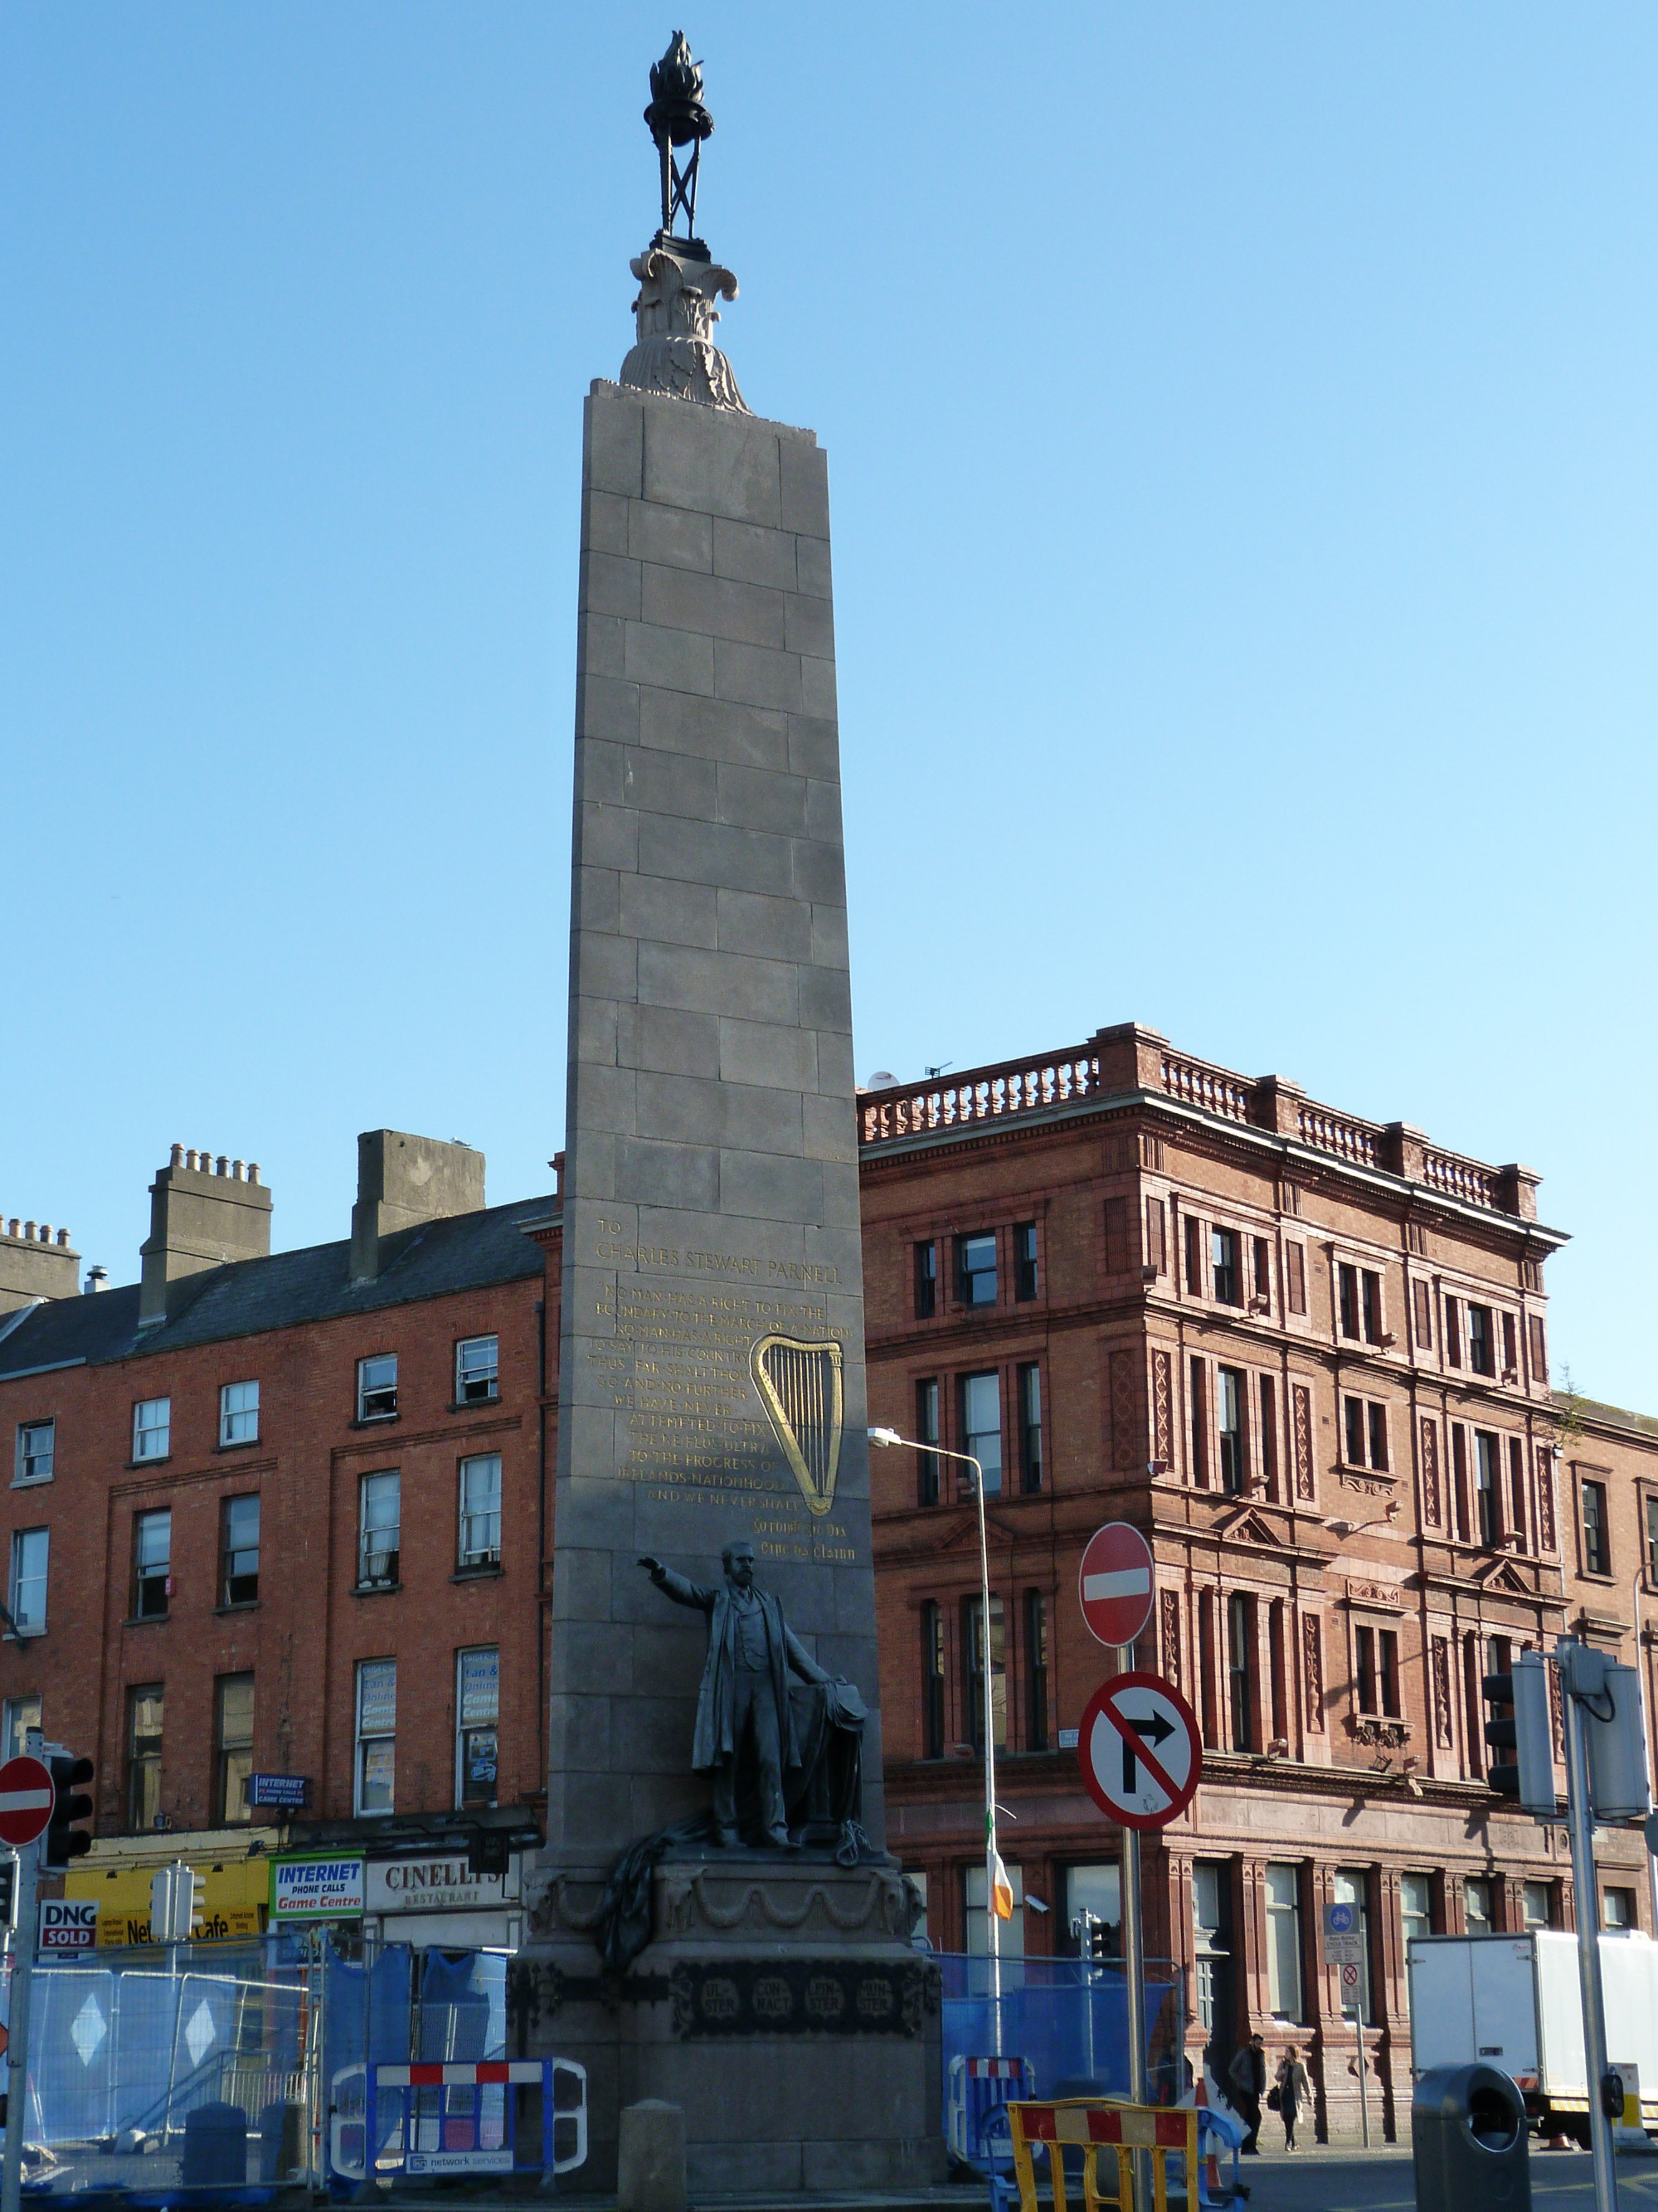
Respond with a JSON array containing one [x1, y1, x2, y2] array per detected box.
[[518, 38, 941, 2195]]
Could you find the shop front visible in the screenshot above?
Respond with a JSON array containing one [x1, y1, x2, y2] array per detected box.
[[66, 1830, 280, 1947], [364, 1849, 522, 1952]]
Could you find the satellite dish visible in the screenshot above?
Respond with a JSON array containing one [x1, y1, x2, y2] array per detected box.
[[866, 1070, 898, 1089]]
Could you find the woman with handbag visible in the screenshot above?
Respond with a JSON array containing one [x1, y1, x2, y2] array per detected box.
[[1274, 2047, 1310, 2149]]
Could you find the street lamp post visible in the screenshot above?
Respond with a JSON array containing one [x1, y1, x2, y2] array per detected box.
[[869, 1426, 1006, 2025]]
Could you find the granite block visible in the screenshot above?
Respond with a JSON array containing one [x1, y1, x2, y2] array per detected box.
[[719, 1150, 824, 1226], [790, 838, 847, 905], [578, 865, 620, 933], [641, 563, 785, 651], [573, 995, 620, 1067], [588, 392, 644, 498], [809, 903, 849, 970], [628, 498, 712, 573], [578, 737, 626, 808], [779, 439, 830, 537], [622, 744, 717, 821], [711, 516, 799, 591], [632, 1071, 804, 1157], [713, 639, 804, 714], [716, 760, 810, 836], [784, 590, 834, 659], [715, 887, 813, 961], [802, 1091, 858, 1163], [580, 610, 626, 679], [718, 1017, 818, 1092], [570, 1061, 637, 1137], [794, 533, 833, 599], [578, 930, 639, 1004], [584, 489, 630, 557], [580, 800, 640, 873], [799, 962, 853, 1033], [800, 654, 838, 717], [585, 549, 643, 621], [815, 1028, 857, 1095], [644, 404, 782, 525], [805, 776, 844, 848], [579, 673, 642, 745], [617, 874, 718, 951], [638, 939, 799, 1025], [624, 620, 715, 696], [637, 814, 794, 897], [617, 1003, 722, 1080], [637, 688, 790, 771], [785, 714, 840, 781]]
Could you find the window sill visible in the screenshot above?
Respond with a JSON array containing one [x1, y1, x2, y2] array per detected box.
[[126, 1456, 172, 1471], [10, 1475, 53, 1490], [447, 1397, 500, 1414], [452, 1563, 503, 1583], [213, 1601, 260, 1616], [352, 1581, 401, 1598], [123, 1613, 170, 1628], [1578, 1570, 1617, 1586], [349, 1413, 399, 1431], [2, 1626, 46, 1642], [214, 1438, 261, 1454]]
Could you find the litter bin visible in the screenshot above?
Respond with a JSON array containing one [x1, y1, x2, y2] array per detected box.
[[1413, 2065, 1531, 2212], [181, 2100, 249, 2188]]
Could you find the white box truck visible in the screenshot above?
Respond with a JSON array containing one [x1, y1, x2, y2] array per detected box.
[[1408, 1931, 1658, 2143]]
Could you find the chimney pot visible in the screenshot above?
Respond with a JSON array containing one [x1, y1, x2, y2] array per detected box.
[[215, 1155, 226, 1176], [248, 1164, 260, 1185], [185, 1150, 197, 1171], [38, 1225, 51, 1244], [23, 1223, 35, 1241], [56, 1229, 68, 1247], [170, 1144, 184, 1169], [139, 1142, 273, 1327], [84, 1266, 108, 1295], [6, 1220, 17, 1239], [231, 1159, 244, 1180]]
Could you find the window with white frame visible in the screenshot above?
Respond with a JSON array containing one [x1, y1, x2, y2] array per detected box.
[[457, 1646, 499, 1807], [133, 1509, 170, 1617], [2, 1694, 41, 1762], [357, 1355, 397, 1421], [7, 1529, 48, 1636], [355, 1659, 396, 1814], [219, 1380, 260, 1446], [458, 1455, 502, 1568], [15, 1421, 54, 1485], [1265, 1862, 1304, 2020], [1464, 1876, 1495, 1933], [133, 1398, 170, 1461], [960, 1372, 1003, 1496], [455, 1337, 499, 1405], [358, 1471, 401, 1587], [1522, 1880, 1553, 1929]]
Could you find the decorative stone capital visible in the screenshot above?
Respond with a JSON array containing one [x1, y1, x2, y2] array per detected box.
[[620, 244, 749, 412]]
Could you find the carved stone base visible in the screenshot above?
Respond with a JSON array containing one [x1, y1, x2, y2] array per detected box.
[[513, 1855, 944, 2193]]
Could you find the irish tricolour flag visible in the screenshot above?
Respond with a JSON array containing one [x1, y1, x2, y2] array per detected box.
[[987, 1816, 1014, 1922]]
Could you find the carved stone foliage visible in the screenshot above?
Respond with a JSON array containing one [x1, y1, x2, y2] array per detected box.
[[1421, 1418, 1442, 1528], [1537, 1449, 1557, 1553], [1303, 1612, 1325, 1731], [1152, 1350, 1173, 1469], [1110, 1349, 1139, 1471], [1293, 1385, 1315, 1502], [620, 246, 749, 411], [1431, 1636, 1455, 1748], [659, 1867, 912, 1942], [1160, 1587, 1183, 1689], [1347, 1716, 1412, 1749]]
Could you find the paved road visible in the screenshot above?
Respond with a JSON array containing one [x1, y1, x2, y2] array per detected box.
[[1241, 2146, 1658, 2212]]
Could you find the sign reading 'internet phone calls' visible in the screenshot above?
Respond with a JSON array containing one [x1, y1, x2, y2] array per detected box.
[[270, 1855, 365, 1920]]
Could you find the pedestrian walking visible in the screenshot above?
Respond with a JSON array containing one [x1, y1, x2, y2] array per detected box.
[[1274, 2046, 1310, 2150], [1228, 2033, 1267, 2154]]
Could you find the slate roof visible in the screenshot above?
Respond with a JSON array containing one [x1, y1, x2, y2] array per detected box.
[[0, 1194, 559, 1381]]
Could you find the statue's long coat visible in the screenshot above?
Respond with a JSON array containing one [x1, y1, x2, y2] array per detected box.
[[653, 1568, 819, 1771]]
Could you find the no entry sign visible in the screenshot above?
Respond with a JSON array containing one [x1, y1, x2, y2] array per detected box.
[[0, 1756, 54, 1848], [1078, 1672, 1202, 1832], [1078, 1523, 1155, 1650]]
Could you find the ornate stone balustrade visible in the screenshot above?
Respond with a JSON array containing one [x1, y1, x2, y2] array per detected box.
[[858, 1023, 1537, 1220]]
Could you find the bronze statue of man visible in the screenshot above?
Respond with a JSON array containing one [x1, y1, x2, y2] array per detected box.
[[639, 1539, 830, 1849]]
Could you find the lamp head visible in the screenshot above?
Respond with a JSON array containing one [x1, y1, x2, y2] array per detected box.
[[868, 1427, 903, 1449]]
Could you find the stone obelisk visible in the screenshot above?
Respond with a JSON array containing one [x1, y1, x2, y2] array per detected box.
[[522, 38, 939, 2196]]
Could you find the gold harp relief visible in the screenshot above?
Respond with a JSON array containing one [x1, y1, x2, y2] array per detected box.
[[750, 1333, 844, 1518]]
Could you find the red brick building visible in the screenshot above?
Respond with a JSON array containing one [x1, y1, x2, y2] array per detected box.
[[859, 1020, 1658, 2142], [0, 1134, 556, 1947]]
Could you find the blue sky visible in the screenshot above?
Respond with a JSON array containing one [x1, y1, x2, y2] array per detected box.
[[3, 5, 1655, 1410]]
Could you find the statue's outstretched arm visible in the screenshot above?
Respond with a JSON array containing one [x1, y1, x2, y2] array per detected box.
[[638, 1558, 714, 1612], [785, 1626, 832, 1685]]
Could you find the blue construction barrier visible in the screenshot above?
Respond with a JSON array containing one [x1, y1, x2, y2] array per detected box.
[[937, 1953, 1186, 2171]]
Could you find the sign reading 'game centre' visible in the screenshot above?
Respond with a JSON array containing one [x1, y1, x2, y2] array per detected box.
[[270, 1855, 365, 1921]]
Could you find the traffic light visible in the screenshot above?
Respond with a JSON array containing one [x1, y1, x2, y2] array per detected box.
[[1483, 1652, 1558, 1816], [467, 1828, 510, 1879], [44, 1755, 94, 1869], [149, 1861, 205, 1942]]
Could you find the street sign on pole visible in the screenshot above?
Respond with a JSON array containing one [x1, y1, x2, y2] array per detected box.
[[0, 1761, 54, 1852], [1077, 1672, 1202, 1831], [1078, 1524, 1155, 1650], [1323, 1900, 1365, 1966]]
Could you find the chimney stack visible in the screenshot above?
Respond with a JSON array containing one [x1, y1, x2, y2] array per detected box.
[[0, 1215, 80, 1313], [139, 1146, 272, 1327], [350, 1131, 485, 1284]]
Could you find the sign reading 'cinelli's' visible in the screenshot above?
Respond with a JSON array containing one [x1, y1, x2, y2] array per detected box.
[[365, 1854, 512, 1913]]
